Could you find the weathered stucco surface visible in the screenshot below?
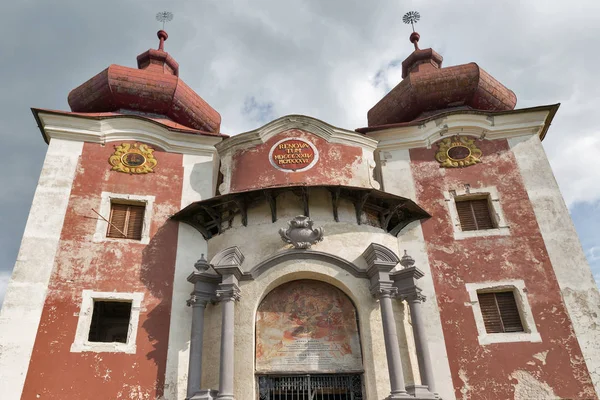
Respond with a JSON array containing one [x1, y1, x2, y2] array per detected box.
[[379, 147, 457, 400], [509, 134, 600, 396], [201, 196, 420, 399], [409, 135, 597, 399], [0, 138, 83, 400], [20, 141, 184, 399], [164, 153, 215, 400]]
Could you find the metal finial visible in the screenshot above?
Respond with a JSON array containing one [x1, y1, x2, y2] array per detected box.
[[156, 11, 174, 30], [402, 11, 420, 32]]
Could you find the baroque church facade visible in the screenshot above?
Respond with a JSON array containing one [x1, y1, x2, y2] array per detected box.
[[1, 27, 599, 400]]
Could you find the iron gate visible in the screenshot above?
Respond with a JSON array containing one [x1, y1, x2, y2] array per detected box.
[[258, 374, 363, 400]]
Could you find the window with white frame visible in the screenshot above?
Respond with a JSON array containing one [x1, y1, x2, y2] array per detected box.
[[71, 290, 144, 353], [93, 192, 154, 244], [465, 280, 540, 345], [444, 186, 510, 240]]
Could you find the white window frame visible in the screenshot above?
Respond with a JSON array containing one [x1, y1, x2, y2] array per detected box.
[[444, 186, 510, 240], [93, 192, 155, 244], [71, 290, 144, 354], [465, 280, 541, 346]]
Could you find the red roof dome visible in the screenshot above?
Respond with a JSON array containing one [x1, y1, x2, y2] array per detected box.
[[367, 32, 517, 127], [68, 30, 221, 134]]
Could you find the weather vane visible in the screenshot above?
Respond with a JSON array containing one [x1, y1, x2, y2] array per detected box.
[[156, 11, 174, 30], [402, 11, 420, 32]]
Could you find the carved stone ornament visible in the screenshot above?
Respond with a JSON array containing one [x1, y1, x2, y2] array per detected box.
[[109, 142, 158, 174], [435, 135, 482, 168], [279, 215, 324, 249]]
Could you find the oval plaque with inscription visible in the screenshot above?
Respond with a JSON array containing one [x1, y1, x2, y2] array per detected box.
[[269, 138, 319, 172]]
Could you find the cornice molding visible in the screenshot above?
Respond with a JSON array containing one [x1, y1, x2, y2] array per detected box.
[[368, 109, 553, 151], [33, 110, 221, 156], [215, 114, 379, 154]]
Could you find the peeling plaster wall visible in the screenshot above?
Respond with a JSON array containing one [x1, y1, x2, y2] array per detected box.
[[164, 154, 214, 400], [202, 196, 419, 398], [164, 154, 215, 399], [0, 138, 83, 400], [379, 148, 457, 400], [509, 134, 600, 396], [20, 141, 184, 400], [222, 129, 376, 194], [408, 136, 597, 399]]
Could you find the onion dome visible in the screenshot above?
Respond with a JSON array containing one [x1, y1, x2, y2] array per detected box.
[[68, 30, 221, 134], [366, 32, 517, 127]]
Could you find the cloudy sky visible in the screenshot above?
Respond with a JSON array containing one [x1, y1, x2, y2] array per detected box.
[[1, 0, 599, 307]]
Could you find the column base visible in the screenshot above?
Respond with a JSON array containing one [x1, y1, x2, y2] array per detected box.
[[406, 384, 440, 399], [215, 393, 235, 400], [189, 389, 219, 400], [387, 390, 413, 399]]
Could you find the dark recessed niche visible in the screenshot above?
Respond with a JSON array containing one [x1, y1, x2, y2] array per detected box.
[[88, 300, 132, 343]]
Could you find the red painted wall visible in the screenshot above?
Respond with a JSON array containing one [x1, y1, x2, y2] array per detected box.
[[229, 129, 364, 193], [21, 141, 183, 399], [410, 138, 597, 399]]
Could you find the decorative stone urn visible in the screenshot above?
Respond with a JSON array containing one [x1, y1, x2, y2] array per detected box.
[[279, 215, 324, 249]]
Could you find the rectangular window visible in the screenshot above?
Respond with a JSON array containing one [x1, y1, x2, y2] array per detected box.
[[107, 202, 145, 240], [477, 291, 524, 333], [456, 198, 495, 231], [88, 300, 132, 343]]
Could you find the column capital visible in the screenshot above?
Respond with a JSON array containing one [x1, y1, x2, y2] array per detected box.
[[399, 288, 427, 303], [371, 282, 398, 299], [187, 294, 211, 307], [216, 283, 241, 302]]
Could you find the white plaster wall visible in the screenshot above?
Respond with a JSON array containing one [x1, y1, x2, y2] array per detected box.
[[509, 134, 600, 395], [0, 138, 83, 400], [380, 148, 457, 400], [164, 154, 215, 400]]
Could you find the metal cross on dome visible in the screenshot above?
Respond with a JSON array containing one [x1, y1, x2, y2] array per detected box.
[[402, 11, 420, 32], [156, 11, 174, 30]]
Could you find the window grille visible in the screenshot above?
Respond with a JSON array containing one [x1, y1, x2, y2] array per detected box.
[[258, 374, 363, 400], [456, 198, 495, 231], [107, 203, 145, 240], [478, 291, 524, 333]]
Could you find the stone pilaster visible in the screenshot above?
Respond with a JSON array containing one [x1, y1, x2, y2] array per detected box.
[[213, 264, 244, 400], [186, 256, 220, 400], [362, 243, 412, 399], [392, 252, 440, 400]]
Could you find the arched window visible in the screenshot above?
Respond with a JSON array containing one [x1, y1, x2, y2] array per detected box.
[[256, 279, 363, 399]]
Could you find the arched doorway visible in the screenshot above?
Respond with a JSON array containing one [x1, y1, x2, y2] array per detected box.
[[256, 279, 364, 399]]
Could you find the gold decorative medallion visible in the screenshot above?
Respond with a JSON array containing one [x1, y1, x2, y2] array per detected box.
[[109, 143, 157, 174], [435, 136, 482, 168]]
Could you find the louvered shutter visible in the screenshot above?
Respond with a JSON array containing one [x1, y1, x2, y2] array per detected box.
[[456, 198, 494, 231], [456, 201, 477, 231], [477, 291, 524, 333], [495, 292, 524, 332], [106, 203, 145, 240], [126, 205, 145, 240], [477, 292, 503, 333], [471, 199, 494, 230], [107, 204, 128, 238]]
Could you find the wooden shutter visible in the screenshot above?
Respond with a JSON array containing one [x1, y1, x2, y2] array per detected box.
[[477, 291, 524, 333], [107, 203, 145, 240], [456, 198, 494, 231]]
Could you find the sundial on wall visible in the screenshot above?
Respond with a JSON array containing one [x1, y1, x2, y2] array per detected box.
[[435, 136, 482, 168]]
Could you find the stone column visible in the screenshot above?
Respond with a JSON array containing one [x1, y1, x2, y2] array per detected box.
[[215, 283, 240, 400], [377, 287, 412, 399], [362, 243, 412, 399], [406, 293, 437, 397], [392, 251, 439, 399], [187, 256, 219, 400]]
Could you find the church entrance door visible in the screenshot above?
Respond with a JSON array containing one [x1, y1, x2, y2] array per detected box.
[[258, 374, 363, 399]]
